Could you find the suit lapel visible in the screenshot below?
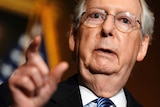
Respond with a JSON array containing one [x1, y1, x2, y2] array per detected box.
[[45, 74, 143, 107], [124, 89, 143, 107], [45, 74, 83, 107]]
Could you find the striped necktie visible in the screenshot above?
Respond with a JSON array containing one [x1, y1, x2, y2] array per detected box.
[[97, 97, 116, 107], [84, 97, 116, 107]]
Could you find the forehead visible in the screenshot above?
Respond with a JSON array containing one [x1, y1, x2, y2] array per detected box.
[[85, 0, 142, 17]]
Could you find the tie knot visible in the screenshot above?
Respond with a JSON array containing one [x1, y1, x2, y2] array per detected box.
[[97, 97, 116, 107]]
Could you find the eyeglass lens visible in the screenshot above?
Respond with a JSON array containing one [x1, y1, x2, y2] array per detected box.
[[81, 8, 141, 33]]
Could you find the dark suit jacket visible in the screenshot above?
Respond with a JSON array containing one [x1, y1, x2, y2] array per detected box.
[[0, 74, 143, 107]]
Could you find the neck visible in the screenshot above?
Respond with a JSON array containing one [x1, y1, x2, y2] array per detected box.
[[78, 73, 126, 98]]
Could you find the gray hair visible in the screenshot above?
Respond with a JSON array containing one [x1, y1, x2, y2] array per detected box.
[[140, 0, 155, 40], [72, 0, 155, 40]]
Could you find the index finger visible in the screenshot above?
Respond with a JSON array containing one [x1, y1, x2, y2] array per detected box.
[[26, 36, 41, 62], [25, 36, 49, 76]]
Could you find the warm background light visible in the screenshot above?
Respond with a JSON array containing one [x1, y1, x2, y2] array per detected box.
[[0, 0, 159, 107]]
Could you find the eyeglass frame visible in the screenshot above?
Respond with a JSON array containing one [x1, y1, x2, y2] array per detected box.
[[80, 7, 142, 33]]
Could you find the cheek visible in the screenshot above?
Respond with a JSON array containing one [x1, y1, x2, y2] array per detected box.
[[79, 28, 99, 64], [79, 28, 99, 58], [119, 34, 141, 64]]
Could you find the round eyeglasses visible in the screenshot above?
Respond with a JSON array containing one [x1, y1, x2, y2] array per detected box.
[[81, 8, 141, 33]]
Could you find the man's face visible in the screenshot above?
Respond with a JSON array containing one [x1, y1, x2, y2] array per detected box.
[[69, 0, 150, 96]]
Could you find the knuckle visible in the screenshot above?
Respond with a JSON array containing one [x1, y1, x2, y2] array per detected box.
[[29, 66, 39, 75], [21, 76, 30, 83]]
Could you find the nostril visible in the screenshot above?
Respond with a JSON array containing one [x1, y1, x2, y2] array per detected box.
[[101, 31, 107, 37], [101, 31, 113, 37], [108, 33, 113, 36]]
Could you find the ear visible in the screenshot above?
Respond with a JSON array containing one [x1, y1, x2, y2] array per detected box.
[[137, 35, 150, 61], [69, 25, 76, 51]]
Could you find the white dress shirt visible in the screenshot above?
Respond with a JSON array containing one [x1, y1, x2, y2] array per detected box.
[[79, 85, 127, 107]]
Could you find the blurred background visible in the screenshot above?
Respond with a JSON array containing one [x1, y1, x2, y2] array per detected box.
[[0, 0, 159, 106]]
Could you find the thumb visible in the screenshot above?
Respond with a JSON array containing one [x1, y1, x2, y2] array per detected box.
[[50, 61, 69, 82], [26, 36, 41, 61]]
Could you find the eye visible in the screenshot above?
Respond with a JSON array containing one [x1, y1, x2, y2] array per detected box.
[[118, 17, 132, 25], [122, 18, 130, 24], [86, 12, 105, 21], [116, 15, 133, 28], [91, 13, 100, 19], [81, 8, 106, 27]]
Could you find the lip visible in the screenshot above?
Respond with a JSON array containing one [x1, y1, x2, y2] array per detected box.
[[94, 48, 117, 57]]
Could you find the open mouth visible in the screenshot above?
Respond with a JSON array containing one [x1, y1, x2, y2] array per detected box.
[[96, 48, 115, 54], [94, 48, 117, 58]]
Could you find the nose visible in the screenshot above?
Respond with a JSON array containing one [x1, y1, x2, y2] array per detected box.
[[101, 15, 115, 37]]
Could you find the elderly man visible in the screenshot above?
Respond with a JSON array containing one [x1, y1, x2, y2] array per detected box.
[[0, 0, 154, 107]]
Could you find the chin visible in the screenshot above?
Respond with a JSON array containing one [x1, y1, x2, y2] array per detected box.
[[88, 64, 116, 75]]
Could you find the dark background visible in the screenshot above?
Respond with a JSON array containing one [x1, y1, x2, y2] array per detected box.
[[0, 0, 159, 106]]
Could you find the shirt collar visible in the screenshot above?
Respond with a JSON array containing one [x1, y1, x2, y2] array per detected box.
[[79, 85, 127, 107]]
